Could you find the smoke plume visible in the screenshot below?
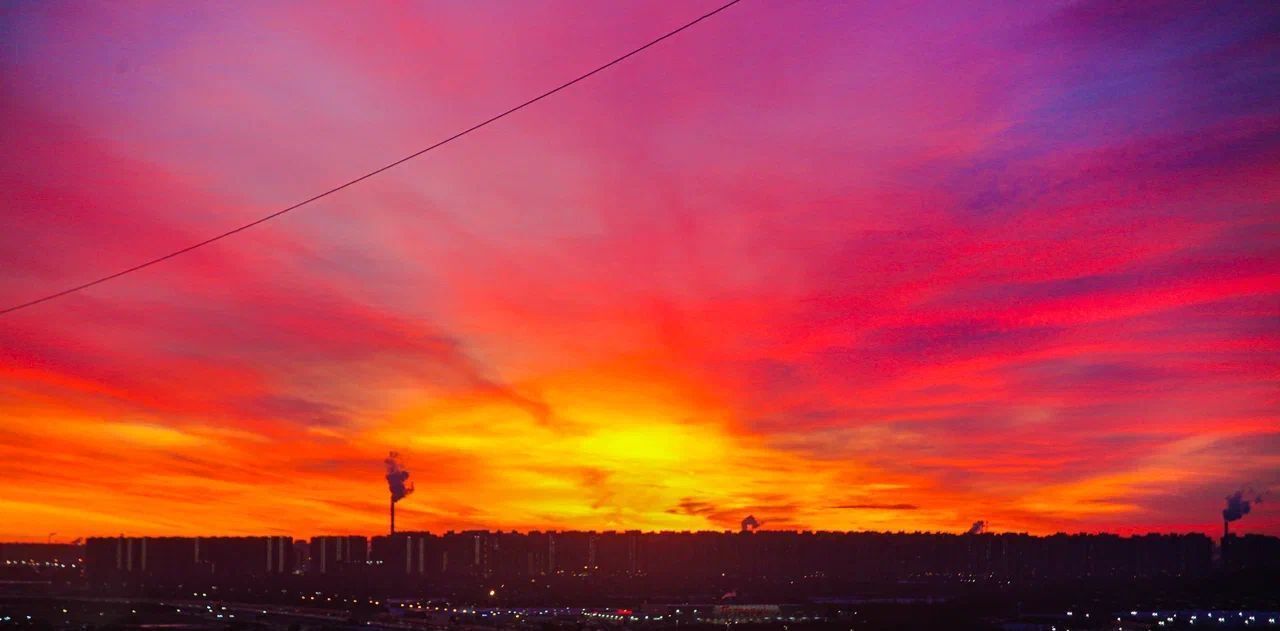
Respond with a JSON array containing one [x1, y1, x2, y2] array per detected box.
[[741, 515, 761, 531], [1223, 490, 1262, 522], [385, 451, 414, 502], [965, 520, 987, 535]]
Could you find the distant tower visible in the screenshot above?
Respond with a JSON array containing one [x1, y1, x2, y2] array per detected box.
[[1222, 517, 1229, 565], [384, 451, 414, 535]]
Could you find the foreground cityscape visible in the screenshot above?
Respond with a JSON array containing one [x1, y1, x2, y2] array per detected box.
[[1, 525, 1278, 630], [1, 458, 1276, 629]]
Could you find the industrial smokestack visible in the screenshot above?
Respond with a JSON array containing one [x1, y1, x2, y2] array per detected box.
[[1222, 490, 1257, 524], [1221, 489, 1264, 563], [965, 520, 987, 535], [385, 451, 414, 535]]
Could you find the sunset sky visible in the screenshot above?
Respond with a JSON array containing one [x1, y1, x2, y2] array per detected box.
[[1, 1, 1278, 542]]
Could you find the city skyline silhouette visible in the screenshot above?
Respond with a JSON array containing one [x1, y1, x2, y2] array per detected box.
[[4, 1, 1280, 541]]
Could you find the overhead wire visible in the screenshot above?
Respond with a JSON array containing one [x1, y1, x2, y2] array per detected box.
[[0, 0, 745, 316]]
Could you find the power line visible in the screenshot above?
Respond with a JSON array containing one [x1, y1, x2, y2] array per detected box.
[[0, 0, 745, 316]]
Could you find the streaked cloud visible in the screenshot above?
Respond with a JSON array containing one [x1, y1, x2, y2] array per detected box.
[[0, 0, 1277, 540]]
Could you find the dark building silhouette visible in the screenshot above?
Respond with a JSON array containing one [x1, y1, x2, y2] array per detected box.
[[85, 536, 292, 587], [0, 542, 82, 566], [370, 532, 435, 576], [550, 530, 591, 573], [361, 529, 1220, 582], [1223, 533, 1280, 572], [309, 535, 367, 574], [77, 529, 1259, 598]]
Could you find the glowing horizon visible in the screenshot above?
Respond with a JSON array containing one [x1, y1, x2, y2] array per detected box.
[[1, 1, 1277, 542]]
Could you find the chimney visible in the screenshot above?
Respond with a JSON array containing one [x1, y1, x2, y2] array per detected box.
[[385, 451, 413, 535], [1222, 518, 1229, 565]]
